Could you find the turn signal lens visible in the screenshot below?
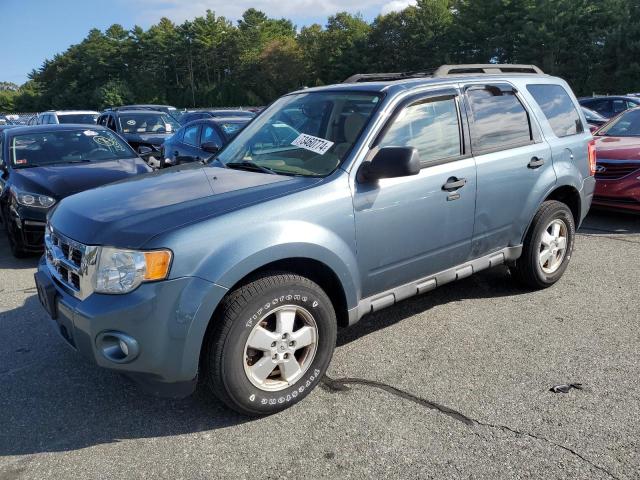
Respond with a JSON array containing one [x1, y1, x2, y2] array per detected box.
[[588, 140, 596, 176], [144, 250, 172, 281]]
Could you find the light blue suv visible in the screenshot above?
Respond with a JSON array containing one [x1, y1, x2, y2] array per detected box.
[[35, 64, 596, 415]]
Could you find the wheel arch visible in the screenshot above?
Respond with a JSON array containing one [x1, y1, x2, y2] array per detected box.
[[521, 183, 581, 243]]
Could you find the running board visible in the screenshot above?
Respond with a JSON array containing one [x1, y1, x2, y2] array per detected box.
[[347, 245, 522, 326]]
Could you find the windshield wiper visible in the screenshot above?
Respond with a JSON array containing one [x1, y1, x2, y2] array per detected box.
[[225, 161, 277, 175]]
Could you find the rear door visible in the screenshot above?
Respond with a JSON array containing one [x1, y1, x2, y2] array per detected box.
[[353, 89, 477, 297], [173, 123, 203, 164], [462, 83, 553, 257]]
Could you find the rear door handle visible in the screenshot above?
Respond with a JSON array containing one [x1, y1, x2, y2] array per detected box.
[[442, 177, 467, 191], [528, 156, 545, 169]]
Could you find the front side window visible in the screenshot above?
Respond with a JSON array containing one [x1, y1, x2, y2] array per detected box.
[[596, 108, 640, 137], [219, 122, 247, 138], [527, 84, 583, 137], [9, 129, 137, 167], [379, 97, 461, 163], [216, 91, 381, 177], [182, 124, 200, 146], [612, 99, 628, 114], [118, 113, 180, 134], [466, 86, 532, 152]]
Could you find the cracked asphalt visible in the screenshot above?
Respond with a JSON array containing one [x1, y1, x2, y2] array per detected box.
[[1, 210, 639, 480]]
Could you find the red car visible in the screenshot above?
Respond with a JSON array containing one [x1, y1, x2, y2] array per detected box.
[[592, 107, 640, 213]]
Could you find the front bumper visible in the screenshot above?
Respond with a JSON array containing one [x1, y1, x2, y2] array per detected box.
[[593, 173, 640, 212], [36, 257, 228, 397], [10, 205, 48, 250]]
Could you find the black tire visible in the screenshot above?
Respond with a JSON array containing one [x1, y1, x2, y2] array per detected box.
[[203, 272, 337, 416], [510, 200, 575, 289]]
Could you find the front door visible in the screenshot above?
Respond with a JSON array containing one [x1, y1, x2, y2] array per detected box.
[[353, 90, 477, 298]]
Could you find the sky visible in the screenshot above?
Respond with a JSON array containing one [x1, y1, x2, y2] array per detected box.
[[1, 0, 415, 86]]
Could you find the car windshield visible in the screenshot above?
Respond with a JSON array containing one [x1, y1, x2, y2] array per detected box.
[[9, 129, 136, 167], [118, 113, 180, 134], [596, 109, 640, 136], [57, 113, 98, 124], [215, 91, 381, 177]]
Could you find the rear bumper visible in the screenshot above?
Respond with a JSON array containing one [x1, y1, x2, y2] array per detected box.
[[593, 173, 640, 212], [37, 257, 228, 397], [579, 175, 596, 225]]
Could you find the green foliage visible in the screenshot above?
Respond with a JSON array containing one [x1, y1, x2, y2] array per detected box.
[[3, 1, 639, 111]]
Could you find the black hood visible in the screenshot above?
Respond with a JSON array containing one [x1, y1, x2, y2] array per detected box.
[[50, 164, 322, 248], [11, 158, 151, 199]]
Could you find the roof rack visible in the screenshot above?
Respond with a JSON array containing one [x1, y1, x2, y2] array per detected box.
[[433, 64, 544, 76], [343, 71, 434, 83], [343, 64, 544, 83]]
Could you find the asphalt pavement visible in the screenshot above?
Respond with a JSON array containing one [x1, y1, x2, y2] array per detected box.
[[0, 210, 638, 480]]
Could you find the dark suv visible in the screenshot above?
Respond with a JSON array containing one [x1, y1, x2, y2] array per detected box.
[[97, 109, 181, 157], [579, 96, 640, 120], [35, 64, 595, 415]]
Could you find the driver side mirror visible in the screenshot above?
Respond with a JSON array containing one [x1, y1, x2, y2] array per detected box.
[[201, 141, 221, 154], [357, 147, 421, 183]]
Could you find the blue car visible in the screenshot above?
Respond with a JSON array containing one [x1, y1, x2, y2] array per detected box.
[[35, 64, 595, 415]]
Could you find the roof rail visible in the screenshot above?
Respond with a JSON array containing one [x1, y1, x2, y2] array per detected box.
[[343, 71, 433, 83], [433, 64, 544, 76]]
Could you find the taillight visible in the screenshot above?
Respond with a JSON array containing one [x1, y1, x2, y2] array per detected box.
[[588, 140, 596, 176]]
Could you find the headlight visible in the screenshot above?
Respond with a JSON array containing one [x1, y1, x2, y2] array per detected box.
[[94, 247, 172, 294], [13, 188, 56, 208]]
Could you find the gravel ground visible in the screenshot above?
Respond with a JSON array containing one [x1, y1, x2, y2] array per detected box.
[[0, 210, 638, 480]]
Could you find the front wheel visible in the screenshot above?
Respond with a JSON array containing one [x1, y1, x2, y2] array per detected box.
[[203, 272, 337, 416], [510, 200, 575, 289]]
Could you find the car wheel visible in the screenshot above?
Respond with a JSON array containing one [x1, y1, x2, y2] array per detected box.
[[510, 200, 575, 289], [203, 272, 337, 416]]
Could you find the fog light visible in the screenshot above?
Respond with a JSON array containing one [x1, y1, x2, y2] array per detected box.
[[96, 331, 140, 364]]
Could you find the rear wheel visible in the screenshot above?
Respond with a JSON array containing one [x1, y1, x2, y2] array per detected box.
[[203, 272, 337, 416], [510, 200, 575, 289]]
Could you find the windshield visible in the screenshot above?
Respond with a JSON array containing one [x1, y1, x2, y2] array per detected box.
[[597, 109, 640, 137], [118, 113, 180, 134], [10, 129, 136, 167], [57, 113, 98, 124], [216, 91, 381, 176]]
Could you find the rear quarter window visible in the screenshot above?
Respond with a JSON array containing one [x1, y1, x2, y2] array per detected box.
[[527, 84, 583, 137]]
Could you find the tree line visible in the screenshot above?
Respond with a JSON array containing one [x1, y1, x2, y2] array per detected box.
[[2, 0, 639, 112]]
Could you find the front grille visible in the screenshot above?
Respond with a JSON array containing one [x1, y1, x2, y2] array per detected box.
[[45, 228, 87, 297], [595, 161, 640, 180]]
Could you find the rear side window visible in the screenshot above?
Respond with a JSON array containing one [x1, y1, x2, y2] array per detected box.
[[466, 86, 532, 152], [379, 97, 461, 164], [527, 84, 583, 137]]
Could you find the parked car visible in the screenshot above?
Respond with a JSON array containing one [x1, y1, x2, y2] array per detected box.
[[592, 107, 640, 213], [35, 64, 594, 415], [179, 109, 256, 124], [578, 96, 640, 120], [96, 109, 180, 160], [115, 105, 181, 122], [34, 110, 100, 125], [160, 117, 250, 168], [0, 124, 152, 257], [582, 106, 607, 130]]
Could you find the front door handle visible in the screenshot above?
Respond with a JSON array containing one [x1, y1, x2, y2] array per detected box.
[[442, 177, 467, 191], [528, 156, 545, 169]]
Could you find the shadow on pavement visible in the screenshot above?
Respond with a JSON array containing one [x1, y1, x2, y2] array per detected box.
[[580, 209, 640, 235]]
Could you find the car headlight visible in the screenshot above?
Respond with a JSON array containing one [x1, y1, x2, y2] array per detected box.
[[13, 188, 56, 208], [94, 247, 172, 294]]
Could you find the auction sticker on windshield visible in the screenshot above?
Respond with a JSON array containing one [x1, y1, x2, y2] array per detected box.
[[291, 133, 334, 155]]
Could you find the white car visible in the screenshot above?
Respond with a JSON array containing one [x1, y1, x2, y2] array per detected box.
[[34, 110, 99, 125]]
